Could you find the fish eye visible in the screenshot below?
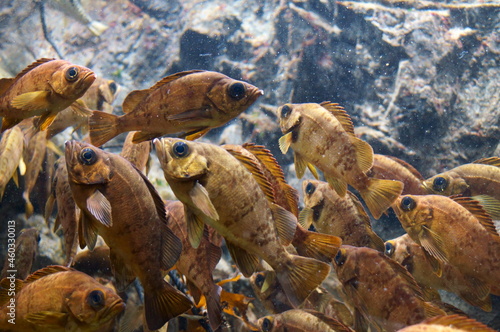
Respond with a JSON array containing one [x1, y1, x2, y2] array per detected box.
[[432, 176, 448, 192], [280, 105, 292, 118], [334, 249, 346, 266], [400, 196, 416, 211], [261, 317, 273, 332], [385, 242, 395, 257], [255, 273, 265, 288], [80, 148, 97, 165], [87, 290, 105, 310], [228, 82, 246, 100], [172, 141, 190, 158], [305, 182, 316, 195], [65, 67, 79, 82], [108, 81, 117, 94]]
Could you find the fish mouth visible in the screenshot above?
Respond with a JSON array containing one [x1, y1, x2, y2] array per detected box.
[[97, 298, 126, 322]]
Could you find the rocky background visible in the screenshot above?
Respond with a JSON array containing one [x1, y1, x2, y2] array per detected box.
[[0, 0, 499, 329]]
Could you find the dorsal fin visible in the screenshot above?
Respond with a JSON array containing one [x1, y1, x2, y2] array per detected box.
[[320, 101, 354, 135], [149, 70, 205, 90], [0, 278, 23, 305], [242, 143, 286, 182], [224, 146, 275, 204], [421, 314, 496, 331], [384, 155, 425, 181], [122, 89, 151, 113], [25, 265, 72, 283], [452, 196, 499, 237], [14, 58, 55, 81], [472, 157, 500, 167], [346, 191, 372, 228]]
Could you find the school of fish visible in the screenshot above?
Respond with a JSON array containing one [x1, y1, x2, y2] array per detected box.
[[0, 54, 499, 332]]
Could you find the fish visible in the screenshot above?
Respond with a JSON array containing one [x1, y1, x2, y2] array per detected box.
[[44, 157, 80, 266], [222, 143, 342, 262], [333, 245, 446, 332], [21, 125, 48, 218], [120, 131, 151, 174], [89, 70, 263, 146], [385, 234, 492, 311], [0, 125, 25, 199], [71, 245, 113, 279], [0, 266, 124, 331], [155, 138, 331, 307], [0, 228, 40, 280], [299, 179, 385, 251], [165, 199, 224, 331], [423, 157, 500, 202], [45, 0, 109, 36], [0, 58, 95, 132], [257, 309, 354, 332], [392, 194, 500, 295], [367, 154, 428, 195], [65, 140, 192, 330], [397, 314, 497, 332], [47, 77, 119, 138], [277, 102, 403, 219]]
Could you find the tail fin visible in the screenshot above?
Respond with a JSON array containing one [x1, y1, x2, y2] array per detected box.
[[360, 178, 403, 219], [206, 285, 223, 331], [144, 282, 193, 330], [89, 111, 121, 147], [24, 191, 34, 219], [277, 255, 330, 307], [293, 226, 342, 262]]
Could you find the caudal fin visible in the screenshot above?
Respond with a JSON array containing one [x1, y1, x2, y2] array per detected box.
[[206, 285, 223, 331], [277, 255, 331, 307], [89, 111, 121, 147], [360, 178, 403, 219], [293, 226, 342, 262], [144, 282, 193, 330]]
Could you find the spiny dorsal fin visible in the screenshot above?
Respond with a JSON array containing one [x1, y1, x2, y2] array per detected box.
[[346, 191, 372, 228], [382, 252, 425, 299], [384, 155, 425, 181], [14, 58, 55, 81], [452, 196, 499, 237], [242, 143, 286, 182], [122, 89, 150, 113], [472, 157, 500, 167], [224, 146, 276, 204], [149, 70, 206, 90], [320, 101, 354, 135], [25, 265, 72, 283], [420, 314, 496, 331]]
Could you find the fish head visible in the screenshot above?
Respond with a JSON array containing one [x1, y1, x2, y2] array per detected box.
[[384, 234, 414, 272], [301, 179, 325, 224], [393, 195, 434, 237], [66, 281, 125, 327], [257, 315, 280, 332], [154, 138, 209, 181], [49, 61, 96, 99], [423, 172, 468, 196], [332, 245, 359, 286], [277, 103, 301, 136], [206, 76, 263, 116], [65, 140, 113, 185], [98, 79, 120, 105]]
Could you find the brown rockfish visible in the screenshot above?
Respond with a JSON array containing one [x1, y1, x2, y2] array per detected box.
[[278, 102, 403, 219], [333, 245, 446, 332], [65, 140, 192, 330], [0, 58, 95, 132], [0, 125, 24, 200], [89, 70, 263, 146], [155, 138, 331, 307], [222, 143, 342, 262], [368, 154, 427, 195], [397, 314, 496, 332], [392, 195, 500, 295], [385, 234, 492, 311], [165, 199, 223, 331], [0, 266, 124, 332], [0, 228, 39, 280], [299, 179, 385, 251], [45, 157, 80, 266], [257, 309, 354, 332], [423, 157, 500, 202]]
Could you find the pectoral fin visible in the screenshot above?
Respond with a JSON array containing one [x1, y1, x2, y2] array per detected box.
[[25, 311, 68, 327], [325, 174, 347, 197], [278, 132, 293, 154], [11, 91, 51, 112], [189, 182, 219, 221], [298, 208, 312, 229], [168, 108, 212, 122], [69, 99, 92, 117], [184, 206, 205, 249], [270, 203, 297, 246], [78, 212, 99, 250], [86, 190, 112, 227], [183, 127, 210, 141], [35, 112, 58, 131]]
